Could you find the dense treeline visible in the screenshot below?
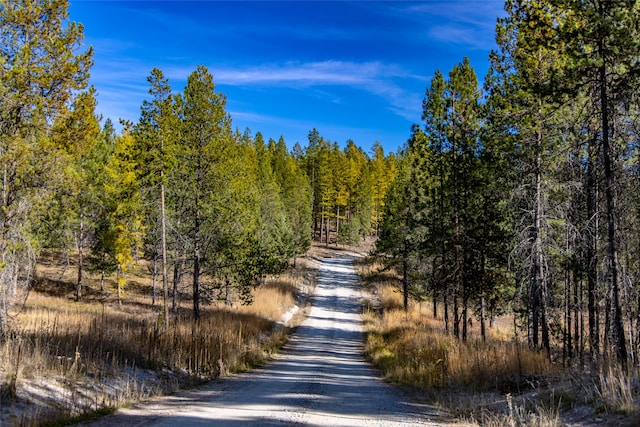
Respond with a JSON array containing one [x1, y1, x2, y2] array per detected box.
[[377, 0, 640, 367], [0, 0, 396, 337], [301, 130, 395, 245]]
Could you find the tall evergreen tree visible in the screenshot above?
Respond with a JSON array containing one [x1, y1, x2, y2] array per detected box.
[[253, 133, 294, 276], [135, 67, 177, 325], [340, 140, 373, 244], [557, 0, 640, 366], [103, 123, 144, 307], [46, 88, 100, 301], [493, 0, 569, 354], [179, 65, 233, 319], [87, 120, 117, 293], [269, 136, 313, 261], [0, 0, 92, 336]]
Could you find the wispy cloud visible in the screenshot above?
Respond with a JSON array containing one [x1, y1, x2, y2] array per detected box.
[[207, 61, 424, 121], [206, 61, 414, 87], [391, 1, 504, 50], [91, 58, 423, 132], [159, 60, 424, 121]]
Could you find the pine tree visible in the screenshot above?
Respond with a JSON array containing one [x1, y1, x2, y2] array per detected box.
[[269, 136, 313, 262], [493, 0, 570, 354], [179, 65, 232, 319], [445, 57, 482, 340], [377, 130, 427, 311], [0, 0, 92, 336], [46, 88, 100, 301], [135, 67, 178, 325], [420, 70, 452, 329], [370, 141, 395, 237], [87, 120, 117, 293], [305, 129, 334, 243], [253, 133, 294, 276], [556, 0, 640, 366], [341, 140, 373, 243], [103, 123, 144, 307]]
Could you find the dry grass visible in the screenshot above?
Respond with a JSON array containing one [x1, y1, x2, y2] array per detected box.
[[0, 251, 316, 426], [363, 284, 556, 392], [359, 261, 640, 426]]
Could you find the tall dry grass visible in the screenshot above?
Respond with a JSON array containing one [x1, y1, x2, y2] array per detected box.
[[363, 284, 556, 392], [359, 262, 617, 426], [363, 261, 640, 425], [0, 253, 314, 425]]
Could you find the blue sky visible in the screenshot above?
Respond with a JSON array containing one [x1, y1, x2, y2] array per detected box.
[[69, 1, 506, 153]]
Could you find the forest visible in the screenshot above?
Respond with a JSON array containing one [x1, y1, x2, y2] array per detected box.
[[3, 0, 640, 424], [0, 0, 395, 337], [376, 0, 640, 370]]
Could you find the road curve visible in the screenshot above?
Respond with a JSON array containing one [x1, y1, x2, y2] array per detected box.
[[87, 254, 442, 426]]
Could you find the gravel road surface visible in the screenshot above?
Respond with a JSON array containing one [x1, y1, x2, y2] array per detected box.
[[86, 254, 444, 426]]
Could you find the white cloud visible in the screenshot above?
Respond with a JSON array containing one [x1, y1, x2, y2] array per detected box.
[[88, 57, 425, 133], [206, 60, 424, 121], [392, 1, 504, 51], [210, 61, 410, 87]]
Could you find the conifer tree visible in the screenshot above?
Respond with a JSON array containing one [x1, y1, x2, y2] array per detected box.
[[46, 88, 100, 301], [135, 67, 177, 325], [269, 136, 313, 261], [87, 120, 117, 293], [493, 0, 569, 354], [103, 123, 144, 307], [0, 0, 92, 336], [305, 129, 334, 243], [179, 65, 232, 319], [340, 140, 372, 244], [370, 142, 394, 237], [377, 130, 425, 311], [253, 133, 294, 276], [556, 0, 640, 366]]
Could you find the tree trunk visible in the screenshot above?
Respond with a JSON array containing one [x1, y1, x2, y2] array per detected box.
[[598, 31, 627, 365], [172, 251, 185, 314], [531, 104, 550, 355], [161, 181, 169, 327], [402, 250, 408, 311], [117, 268, 123, 308], [193, 244, 201, 320], [480, 292, 486, 342], [336, 205, 340, 246], [76, 216, 84, 302], [565, 227, 572, 361], [586, 137, 599, 356], [193, 152, 203, 321], [444, 289, 449, 333], [452, 101, 461, 340], [151, 253, 157, 306], [574, 270, 580, 360]]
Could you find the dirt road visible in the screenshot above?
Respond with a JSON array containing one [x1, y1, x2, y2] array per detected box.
[[86, 254, 443, 426]]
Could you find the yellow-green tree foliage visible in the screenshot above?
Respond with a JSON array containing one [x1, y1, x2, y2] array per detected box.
[[0, 0, 92, 336]]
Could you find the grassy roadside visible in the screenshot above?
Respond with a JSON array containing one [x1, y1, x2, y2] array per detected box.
[[0, 249, 319, 426], [356, 257, 640, 426]]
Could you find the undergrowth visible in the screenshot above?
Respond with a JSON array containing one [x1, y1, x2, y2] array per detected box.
[[357, 257, 640, 426], [0, 252, 315, 426]]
